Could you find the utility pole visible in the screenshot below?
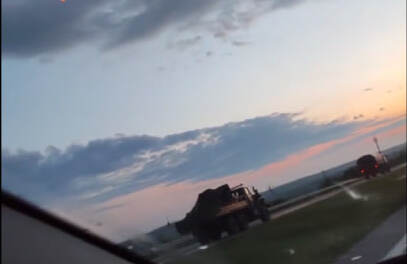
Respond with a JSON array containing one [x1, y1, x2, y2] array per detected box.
[[373, 136, 389, 163], [373, 136, 382, 154]]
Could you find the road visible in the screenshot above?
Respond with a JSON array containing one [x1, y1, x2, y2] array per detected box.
[[333, 206, 406, 264], [332, 163, 406, 264]]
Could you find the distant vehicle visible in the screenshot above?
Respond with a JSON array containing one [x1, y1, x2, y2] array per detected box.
[[175, 184, 270, 244], [357, 154, 391, 179]]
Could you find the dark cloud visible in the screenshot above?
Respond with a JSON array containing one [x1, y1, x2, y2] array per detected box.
[[206, 51, 213, 57], [2, 0, 306, 58], [2, 135, 160, 202], [206, 0, 307, 41], [3, 113, 366, 206], [363, 88, 373, 92], [2, 0, 111, 57], [38, 56, 54, 64], [379, 107, 385, 111], [106, 1, 218, 49], [271, 0, 307, 10]]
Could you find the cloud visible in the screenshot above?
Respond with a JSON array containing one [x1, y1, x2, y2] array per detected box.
[[169, 35, 202, 51], [232, 40, 251, 47], [363, 88, 373, 92], [2, 112, 374, 207], [379, 107, 385, 111], [38, 56, 54, 64], [93, 203, 126, 214], [353, 114, 364, 120], [271, 0, 306, 9], [157, 66, 166, 72], [2, 0, 110, 57], [2, 134, 161, 203], [2, 0, 306, 58]]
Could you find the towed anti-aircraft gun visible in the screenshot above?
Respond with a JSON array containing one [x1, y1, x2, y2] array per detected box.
[[175, 184, 270, 244]]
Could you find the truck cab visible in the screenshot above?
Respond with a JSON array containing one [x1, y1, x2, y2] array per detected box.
[[230, 185, 254, 202]]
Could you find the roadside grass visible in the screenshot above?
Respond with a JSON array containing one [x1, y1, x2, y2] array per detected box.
[[171, 167, 406, 264]]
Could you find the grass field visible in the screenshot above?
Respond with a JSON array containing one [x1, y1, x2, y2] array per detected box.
[[171, 166, 406, 264]]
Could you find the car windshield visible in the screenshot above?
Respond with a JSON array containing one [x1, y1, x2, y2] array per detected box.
[[2, 1, 406, 264]]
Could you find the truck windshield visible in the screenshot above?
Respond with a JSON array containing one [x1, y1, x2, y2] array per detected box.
[[2, 0, 406, 264], [232, 189, 246, 197]]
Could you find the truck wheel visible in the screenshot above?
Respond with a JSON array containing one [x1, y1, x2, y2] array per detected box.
[[225, 216, 240, 236], [236, 214, 249, 231], [259, 207, 270, 222], [192, 229, 210, 245]]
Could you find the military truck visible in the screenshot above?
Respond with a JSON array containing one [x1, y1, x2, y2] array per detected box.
[[357, 154, 390, 179], [175, 184, 270, 244]]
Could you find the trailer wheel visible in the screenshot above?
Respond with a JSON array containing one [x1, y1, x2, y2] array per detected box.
[[236, 214, 249, 231], [259, 206, 270, 222], [192, 229, 210, 245], [225, 216, 240, 236]]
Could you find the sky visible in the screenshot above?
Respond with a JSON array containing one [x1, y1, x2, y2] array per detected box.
[[1, 0, 406, 241]]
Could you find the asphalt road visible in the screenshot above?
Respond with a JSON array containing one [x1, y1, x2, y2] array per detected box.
[[333, 206, 406, 264], [332, 163, 406, 264]]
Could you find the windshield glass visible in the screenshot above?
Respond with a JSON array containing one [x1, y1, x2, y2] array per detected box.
[[2, 1, 406, 264]]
